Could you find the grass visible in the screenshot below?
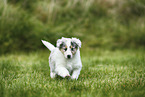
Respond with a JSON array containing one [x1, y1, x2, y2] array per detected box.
[[0, 1, 144, 96], [0, 49, 145, 97]]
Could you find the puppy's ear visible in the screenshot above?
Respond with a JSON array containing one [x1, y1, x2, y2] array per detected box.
[[56, 37, 65, 48], [71, 38, 81, 48], [57, 39, 62, 48]]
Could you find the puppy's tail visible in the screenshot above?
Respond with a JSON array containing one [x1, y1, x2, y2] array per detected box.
[[41, 40, 55, 51]]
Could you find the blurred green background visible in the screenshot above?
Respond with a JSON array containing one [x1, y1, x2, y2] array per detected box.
[[0, 0, 145, 54]]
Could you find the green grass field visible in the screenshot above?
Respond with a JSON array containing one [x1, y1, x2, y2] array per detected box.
[[0, 1, 145, 96], [0, 49, 144, 97]]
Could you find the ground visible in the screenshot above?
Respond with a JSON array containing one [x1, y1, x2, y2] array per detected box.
[[0, 49, 145, 97]]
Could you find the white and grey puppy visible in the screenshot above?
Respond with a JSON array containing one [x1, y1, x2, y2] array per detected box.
[[41, 37, 82, 80]]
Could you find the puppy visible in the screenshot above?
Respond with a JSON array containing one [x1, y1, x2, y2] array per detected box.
[[41, 37, 82, 80]]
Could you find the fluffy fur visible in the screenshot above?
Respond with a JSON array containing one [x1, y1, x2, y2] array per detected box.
[[41, 37, 82, 80]]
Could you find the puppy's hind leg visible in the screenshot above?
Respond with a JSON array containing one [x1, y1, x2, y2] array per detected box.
[[49, 59, 56, 78], [50, 72, 56, 78]]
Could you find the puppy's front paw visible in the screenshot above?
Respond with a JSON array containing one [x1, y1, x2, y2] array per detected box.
[[58, 71, 70, 78], [62, 73, 70, 78], [65, 75, 71, 79], [71, 75, 79, 80]]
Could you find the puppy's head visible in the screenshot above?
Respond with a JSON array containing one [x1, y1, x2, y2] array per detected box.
[[57, 37, 81, 59]]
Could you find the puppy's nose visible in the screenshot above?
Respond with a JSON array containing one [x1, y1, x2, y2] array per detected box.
[[67, 55, 71, 59]]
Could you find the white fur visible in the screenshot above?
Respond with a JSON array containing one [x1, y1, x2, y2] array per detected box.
[[41, 40, 55, 51], [41, 37, 82, 80]]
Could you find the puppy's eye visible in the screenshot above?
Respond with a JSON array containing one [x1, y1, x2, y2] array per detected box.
[[64, 48, 67, 51], [71, 48, 74, 51]]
